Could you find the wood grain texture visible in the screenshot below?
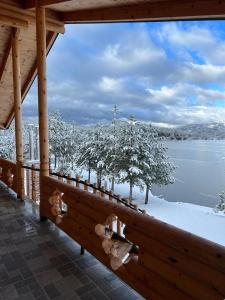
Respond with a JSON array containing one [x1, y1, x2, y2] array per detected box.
[[40, 175, 225, 299]]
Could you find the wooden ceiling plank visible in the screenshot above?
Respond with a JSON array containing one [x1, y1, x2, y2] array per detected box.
[[0, 35, 12, 84], [0, 12, 28, 28], [60, 0, 225, 23], [24, 0, 72, 9], [0, 2, 65, 33], [5, 31, 58, 129]]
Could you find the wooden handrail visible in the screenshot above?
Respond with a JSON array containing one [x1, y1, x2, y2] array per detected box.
[[21, 164, 145, 213]]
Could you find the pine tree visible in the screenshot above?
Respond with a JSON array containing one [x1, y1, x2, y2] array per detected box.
[[117, 116, 143, 201]]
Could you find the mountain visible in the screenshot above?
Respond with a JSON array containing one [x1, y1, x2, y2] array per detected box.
[[155, 122, 225, 140]]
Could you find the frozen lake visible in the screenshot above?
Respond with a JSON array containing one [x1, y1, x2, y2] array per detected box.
[[152, 140, 225, 208]]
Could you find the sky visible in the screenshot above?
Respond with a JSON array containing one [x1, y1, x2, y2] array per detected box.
[[23, 21, 225, 127]]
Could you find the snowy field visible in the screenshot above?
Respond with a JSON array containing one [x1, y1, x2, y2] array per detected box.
[[112, 182, 225, 247], [65, 169, 225, 247]]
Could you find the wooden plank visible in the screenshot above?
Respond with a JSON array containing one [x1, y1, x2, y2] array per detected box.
[[0, 12, 28, 28], [60, 0, 225, 23], [5, 31, 58, 128], [0, 35, 12, 83], [125, 228, 225, 295], [0, 3, 65, 33], [42, 176, 225, 273], [24, 0, 72, 9]]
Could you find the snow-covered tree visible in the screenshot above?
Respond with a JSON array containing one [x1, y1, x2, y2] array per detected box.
[[49, 110, 79, 173], [215, 191, 225, 214], [0, 123, 16, 160], [76, 123, 109, 186], [117, 116, 144, 201]]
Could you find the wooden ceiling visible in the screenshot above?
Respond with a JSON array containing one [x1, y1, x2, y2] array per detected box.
[[0, 0, 225, 129]]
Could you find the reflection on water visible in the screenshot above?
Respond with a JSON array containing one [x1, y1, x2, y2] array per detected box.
[[152, 140, 225, 208]]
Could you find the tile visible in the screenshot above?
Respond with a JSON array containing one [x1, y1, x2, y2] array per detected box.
[[0, 183, 143, 300], [44, 283, 60, 299]]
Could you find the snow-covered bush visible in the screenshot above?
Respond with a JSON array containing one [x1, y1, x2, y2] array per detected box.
[[215, 191, 225, 214]]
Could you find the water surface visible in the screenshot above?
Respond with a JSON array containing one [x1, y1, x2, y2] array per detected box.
[[152, 140, 225, 208]]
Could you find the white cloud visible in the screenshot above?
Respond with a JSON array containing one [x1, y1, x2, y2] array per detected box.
[[22, 22, 225, 125]]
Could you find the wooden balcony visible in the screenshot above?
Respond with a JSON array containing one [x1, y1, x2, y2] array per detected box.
[[0, 180, 142, 300], [0, 157, 225, 299], [1, 1, 225, 299]]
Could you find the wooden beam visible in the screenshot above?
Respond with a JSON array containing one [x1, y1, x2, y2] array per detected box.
[[36, 6, 49, 177], [0, 12, 28, 28], [0, 36, 12, 83], [0, 3, 65, 33], [24, 0, 72, 9], [12, 28, 25, 200], [60, 0, 225, 23], [5, 31, 58, 129]]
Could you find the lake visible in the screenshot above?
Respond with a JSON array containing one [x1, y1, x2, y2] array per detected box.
[[152, 140, 225, 208]]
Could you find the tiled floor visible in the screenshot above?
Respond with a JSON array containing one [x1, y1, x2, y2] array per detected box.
[[0, 183, 143, 300]]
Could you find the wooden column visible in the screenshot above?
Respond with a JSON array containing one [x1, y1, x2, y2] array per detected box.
[[36, 5, 49, 219], [36, 6, 49, 176], [12, 28, 24, 200]]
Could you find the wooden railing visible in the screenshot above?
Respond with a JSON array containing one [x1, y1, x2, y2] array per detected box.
[[41, 175, 225, 300], [0, 157, 18, 193], [23, 164, 40, 202], [0, 158, 225, 298]]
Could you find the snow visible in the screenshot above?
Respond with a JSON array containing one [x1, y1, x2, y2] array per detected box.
[[114, 183, 225, 247]]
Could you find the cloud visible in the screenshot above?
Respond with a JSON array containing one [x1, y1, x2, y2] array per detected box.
[[22, 21, 225, 126]]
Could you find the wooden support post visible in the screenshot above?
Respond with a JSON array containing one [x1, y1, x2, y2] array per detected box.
[[36, 6, 49, 219], [36, 6, 49, 177], [12, 28, 24, 200], [31, 164, 37, 201]]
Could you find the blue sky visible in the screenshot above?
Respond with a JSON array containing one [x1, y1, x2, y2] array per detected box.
[[23, 21, 225, 126]]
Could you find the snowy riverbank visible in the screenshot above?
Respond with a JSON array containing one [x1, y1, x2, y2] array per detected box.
[[138, 196, 225, 247], [113, 183, 225, 247]]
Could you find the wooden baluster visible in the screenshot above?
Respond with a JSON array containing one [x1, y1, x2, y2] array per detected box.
[[31, 164, 37, 202], [117, 196, 122, 236], [84, 180, 88, 191], [67, 174, 72, 185], [26, 168, 30, 198], [108, 191, 113, 231], [134, 204, 138, 211], [93, 183, 97, 194], [142, 209, 146, 214], [76, 176, 80, 188], [109, 190, 113, 201], [101, 186, 105, 198]]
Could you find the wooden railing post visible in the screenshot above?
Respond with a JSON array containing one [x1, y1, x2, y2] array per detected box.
[[12, 27, 24, 200], [36, 5, 49, 220], [31, 164, 37, 201]]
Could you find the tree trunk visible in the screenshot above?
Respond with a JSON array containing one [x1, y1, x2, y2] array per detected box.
[[129, 180, 133, 202], [145, 185, 151, 205], [54, 155, 57, 169], [88, 166, 91, 182], [97, 171, 102, 188], [111, 176, 115, 192]]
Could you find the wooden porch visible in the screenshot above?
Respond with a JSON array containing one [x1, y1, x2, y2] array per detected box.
[[0, 182, 141, 300], [1, 0, 225, 299]]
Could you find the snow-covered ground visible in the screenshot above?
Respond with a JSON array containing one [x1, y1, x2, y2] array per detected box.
[[113, 183, 225, 247], [69, 170, 225, 247]]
